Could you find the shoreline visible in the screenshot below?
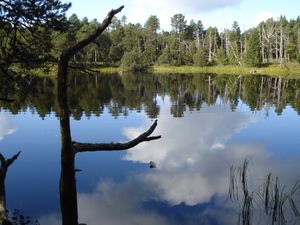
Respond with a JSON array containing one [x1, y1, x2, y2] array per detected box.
[[28, 64, 300, 78]]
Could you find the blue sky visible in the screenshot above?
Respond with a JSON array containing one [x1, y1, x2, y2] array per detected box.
[[63, 0, 299, 31]]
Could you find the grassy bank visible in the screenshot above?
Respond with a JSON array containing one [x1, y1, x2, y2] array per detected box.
[[153, 64, 300, 77], [24, 63, 300, 78]]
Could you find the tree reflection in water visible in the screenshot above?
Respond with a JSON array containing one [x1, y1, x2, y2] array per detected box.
[[1, 73, 300, 119], [1, 72, 300, 224]]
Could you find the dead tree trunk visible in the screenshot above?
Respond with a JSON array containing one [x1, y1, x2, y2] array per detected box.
[[57, 5, 160, 225], [0, 152, 21, 224], [279, 24, 284, 66]]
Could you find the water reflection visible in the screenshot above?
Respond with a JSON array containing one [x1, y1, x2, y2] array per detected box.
[[1, 73, 300, 118], [37, 99, 300, 225], [0, 112, 15, 141], [1, 73, 300, 225]]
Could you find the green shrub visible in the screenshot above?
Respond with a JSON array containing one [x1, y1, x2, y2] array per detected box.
[[121, 50, 150, 72], [193, 49, 208, 67]]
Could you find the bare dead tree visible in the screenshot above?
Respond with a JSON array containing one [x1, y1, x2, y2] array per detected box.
[[56, 6, 161, 225], [0, 152, 21, 224]]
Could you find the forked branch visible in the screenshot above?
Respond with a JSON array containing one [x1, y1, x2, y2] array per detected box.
[[73, 120, 161, 153], [0, 151, 21, 173]]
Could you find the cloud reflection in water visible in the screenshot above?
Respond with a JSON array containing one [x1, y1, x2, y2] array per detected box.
[[0, 112, 16, 141], [39, 98, 300, 225]]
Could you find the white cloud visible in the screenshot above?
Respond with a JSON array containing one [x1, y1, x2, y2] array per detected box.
[[0, 112, 16, 141], [38, 97, 300, 224], [252, 11, 277, 27], [121, 99, 256, 205], [77, 180, 172, 225], [39, 179, 174, 225], [145, 0, 243, 13], [122, 98, 300, 206], [126, 0, 244, 30], [124, 101, 254, 170]]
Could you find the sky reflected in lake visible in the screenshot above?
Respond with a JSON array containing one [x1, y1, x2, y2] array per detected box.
[[1, 73, 300, 224]]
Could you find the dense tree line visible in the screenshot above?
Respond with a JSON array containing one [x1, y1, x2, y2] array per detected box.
[[48, 13, 300, 70], [1, 4, 300, 74]]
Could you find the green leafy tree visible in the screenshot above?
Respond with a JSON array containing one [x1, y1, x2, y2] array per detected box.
[[144, 15, 160, 36], [108, 18, 125, 65], [244, 29, 262, 67], [158, 34, 185, 66], [171, 13, 186, 41], [0, 0, 70, 73], [144, 15, 160, 63], [121, 50, 150, 72], [215, 47, 228, 65], [193, 49, 208, 66]]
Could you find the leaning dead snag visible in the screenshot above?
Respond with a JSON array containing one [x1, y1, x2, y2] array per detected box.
[[57, 6, 126, 225], [73, 120, 161, 153], [57, 5, 160, 225], [0, 151, 21, 224]]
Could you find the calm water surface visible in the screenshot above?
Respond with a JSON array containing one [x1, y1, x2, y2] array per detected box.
[[1, 73, 300, 225]]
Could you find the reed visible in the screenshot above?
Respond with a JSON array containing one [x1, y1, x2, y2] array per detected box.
[[229, 158, 300, 225]]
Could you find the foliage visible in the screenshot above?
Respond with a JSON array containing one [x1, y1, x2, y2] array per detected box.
[[0, 0, 70, 72], [3, 72, 300, 119], [244, 29, 262, 67], [215, 47, 229, 65], [1, 5, 300, 74], [121, 50, 150, 72], [193, 49, 208, 66]]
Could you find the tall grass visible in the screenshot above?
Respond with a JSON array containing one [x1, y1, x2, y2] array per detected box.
[[154, 64, 300, 77], [229, 158, 300, 225]]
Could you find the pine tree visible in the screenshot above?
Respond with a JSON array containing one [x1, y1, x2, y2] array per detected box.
[[244, 29, 262, 67], [215, 47, 228, 65], [193, 49, 208, 66]]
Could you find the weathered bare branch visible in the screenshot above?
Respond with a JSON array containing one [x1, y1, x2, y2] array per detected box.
[[0, 151, 21, 169], [6, 151, 21, 167], [73, 120, 161, 153]]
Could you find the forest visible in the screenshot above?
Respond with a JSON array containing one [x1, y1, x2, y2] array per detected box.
[[1, 1, 300, 74], [1, 2, 300, 225]]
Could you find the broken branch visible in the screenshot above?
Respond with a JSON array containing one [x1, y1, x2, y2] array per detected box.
[[73, 120, 161, 153], [0, 151, 21, 171]]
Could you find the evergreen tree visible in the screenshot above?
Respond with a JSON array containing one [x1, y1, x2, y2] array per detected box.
[[244, 29, 262, 67], [0, 0, 70, 73], [193, 49, 208, 66], [215, 47, 228, 65]]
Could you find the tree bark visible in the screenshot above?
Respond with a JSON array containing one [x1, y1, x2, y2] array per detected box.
[[73, 120, 161, 153], [279, 24, 284, 66], [57, 6, 124, 225], [0, 152, 21, 224], [56, 5, 160, 225]]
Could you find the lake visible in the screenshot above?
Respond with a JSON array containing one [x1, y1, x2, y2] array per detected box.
[[1, 73, 300, 225]]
